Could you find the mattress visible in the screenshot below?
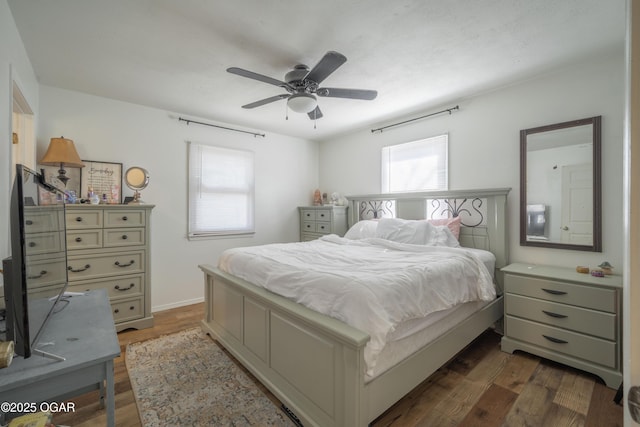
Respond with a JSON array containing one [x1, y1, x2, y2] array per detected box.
[[367, 300, 490, 381], [218, 234, 496, 375]]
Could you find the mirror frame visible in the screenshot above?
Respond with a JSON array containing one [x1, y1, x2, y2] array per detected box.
[[520, 116, 602, 251]]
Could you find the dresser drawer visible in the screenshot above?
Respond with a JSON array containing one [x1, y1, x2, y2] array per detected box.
[[25, 256, 67, 288], [105, 209, 146, 227], [505, 274, 616, 313], [67, 250, 145, 281], [315, 221, 331, 234], [300, 209, 318, 221], [505, 315, 617, 368], [314, 209, 332, 221], [66, 210, 103, 229], [104, 228, 145, 247], [24, 208, 63, 233], [67, 274, 144, 299], [67, 230, 103, 250], [302, 221, 316, 232], [505, 293, 616, 340], [111, 297, 144, 322], [25, 231, 64, 255]]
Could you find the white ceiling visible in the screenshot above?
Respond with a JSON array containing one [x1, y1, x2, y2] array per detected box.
[[8, 0, 626, 141]]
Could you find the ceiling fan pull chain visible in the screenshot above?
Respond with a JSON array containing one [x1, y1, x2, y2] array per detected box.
[[285, 103, 289, 120]]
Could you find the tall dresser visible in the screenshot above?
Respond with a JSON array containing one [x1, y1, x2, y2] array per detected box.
[[65, 204, 154, 331], [298, 205, 348, 241], [501, 263, 622, 388]]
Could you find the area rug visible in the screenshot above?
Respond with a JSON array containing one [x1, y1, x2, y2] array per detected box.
[[126, 328, 294, 426]]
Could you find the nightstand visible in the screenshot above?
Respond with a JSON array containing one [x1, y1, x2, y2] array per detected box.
[[500, 262, 622, 388], [298, 206, 348, 241]]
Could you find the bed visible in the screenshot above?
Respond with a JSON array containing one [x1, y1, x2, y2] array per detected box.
[[200, 188, 510, 426]]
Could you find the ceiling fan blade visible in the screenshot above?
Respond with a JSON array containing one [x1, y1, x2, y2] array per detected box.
[[227, 67, 289, 88], [317, 87, 377, 100], [304, 51, 347, 84], [307, 106, 323, 120], [242, 94, 289, 109]]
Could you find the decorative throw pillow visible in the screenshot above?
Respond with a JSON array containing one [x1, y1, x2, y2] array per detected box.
[[427, 216, 462, 240]]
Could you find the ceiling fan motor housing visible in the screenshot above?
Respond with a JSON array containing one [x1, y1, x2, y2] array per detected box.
[[285, 64, 310, 85]]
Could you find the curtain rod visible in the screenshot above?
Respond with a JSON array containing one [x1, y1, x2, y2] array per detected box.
[[371, 105, 460, 133], [178, 117, 265, 138]]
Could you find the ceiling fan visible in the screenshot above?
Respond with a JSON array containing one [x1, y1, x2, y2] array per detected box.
[[227, 51, 377, 120]]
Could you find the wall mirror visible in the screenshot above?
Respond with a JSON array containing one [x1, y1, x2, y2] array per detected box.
[[520, 116, 601, 251]]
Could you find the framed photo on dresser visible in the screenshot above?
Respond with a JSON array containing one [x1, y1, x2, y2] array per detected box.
[[80, 160, 123, 204]]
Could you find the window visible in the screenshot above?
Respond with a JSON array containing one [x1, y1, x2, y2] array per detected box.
[[381, 134, 448, 193], [188, 142, 255, 238]]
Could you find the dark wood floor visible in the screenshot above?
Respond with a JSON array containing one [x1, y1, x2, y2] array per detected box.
[[53, 302, 623, 427]]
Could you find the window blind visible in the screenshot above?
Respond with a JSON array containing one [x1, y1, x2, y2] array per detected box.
[[381, 134, 448, 193], [188, 142, 255, 238]]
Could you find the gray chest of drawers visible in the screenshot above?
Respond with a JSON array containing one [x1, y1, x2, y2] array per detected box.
[[298, 206, 348, 241], [65, 204, 154, 331], [500, 263, 622, 388]]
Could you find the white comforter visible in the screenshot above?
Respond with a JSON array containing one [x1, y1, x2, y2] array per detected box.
[[218, 234, 496, 373]]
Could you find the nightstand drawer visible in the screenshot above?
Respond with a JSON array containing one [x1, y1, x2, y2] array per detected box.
[[505, 274, 616, 312], [105, 209, 145, 227], [505, 293, 616, 340], [505, 315, 617, 368], [66, 210, 103, 229], [104, 227, 145, 247], [67, 230, 103, 250]]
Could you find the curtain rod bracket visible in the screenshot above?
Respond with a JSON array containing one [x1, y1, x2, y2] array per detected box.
[[178, 117, 265, 138]]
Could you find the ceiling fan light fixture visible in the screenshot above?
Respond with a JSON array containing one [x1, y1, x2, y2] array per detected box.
[[287, 93, 317, 113]]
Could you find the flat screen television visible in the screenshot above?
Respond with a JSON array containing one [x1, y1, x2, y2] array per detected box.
[[2, 164, 70, 359]]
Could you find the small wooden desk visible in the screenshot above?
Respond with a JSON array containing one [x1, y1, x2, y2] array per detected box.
[[0, 289, 120, 426]]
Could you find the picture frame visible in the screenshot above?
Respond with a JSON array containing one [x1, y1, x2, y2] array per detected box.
[[38, 164, 81, 204], [80, 160, 123, 204]]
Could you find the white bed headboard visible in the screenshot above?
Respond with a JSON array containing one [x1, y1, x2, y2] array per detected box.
[[346, 188, 511, 271]]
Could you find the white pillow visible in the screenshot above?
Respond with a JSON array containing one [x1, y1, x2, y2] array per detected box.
[[375, 218, 460, 247], [344, 220, 379, 239]]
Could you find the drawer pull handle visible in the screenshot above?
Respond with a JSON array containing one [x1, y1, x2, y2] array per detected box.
[[122, 216, 128, 221], [75, 217, 83, 222], [68, 264, 91, 273], [542, 310, 567, 319], [75, 237, 83, 242], [114, 309, 119, 314], [121, 235, 128, 240], [28, 270, 48, 279], [28, 242, 36, 247], [129, 306, 135, 310], [115, 260, 135, 268], [115, 283, 135, 291], [543, 335, 568, 344], [541, 288, 567, 295], [26, 220, 33, 225]]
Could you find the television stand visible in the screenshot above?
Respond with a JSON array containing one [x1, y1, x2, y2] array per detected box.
[[0, 289, 119, 426]]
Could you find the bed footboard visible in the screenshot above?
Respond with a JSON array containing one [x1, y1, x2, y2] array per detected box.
[[200, 265, 370, 427]]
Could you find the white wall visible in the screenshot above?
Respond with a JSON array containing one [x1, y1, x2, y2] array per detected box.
[[319, 48, 624, 270], [0, 0, 40, 269], [38, 86, 319, 310]]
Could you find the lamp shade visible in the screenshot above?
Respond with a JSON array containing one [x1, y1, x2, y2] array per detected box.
[[40, 137, 85, 168], [287, 93, 317, 113]]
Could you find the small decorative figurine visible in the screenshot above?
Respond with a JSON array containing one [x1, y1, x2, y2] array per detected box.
[[591, 269, 605, 277], [598, 261, 614, 275], [313, 189, 322, 206]]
